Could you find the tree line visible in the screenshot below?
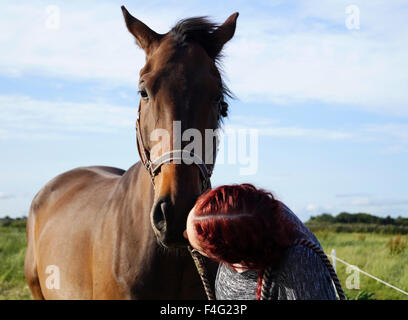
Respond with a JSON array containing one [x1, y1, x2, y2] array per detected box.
[[305, 212, 408, 234], [306, 212, 408, 226]]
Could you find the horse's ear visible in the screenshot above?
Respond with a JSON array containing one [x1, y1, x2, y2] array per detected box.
[[212, 12, 239, 58], [121, 6, 161, 54]]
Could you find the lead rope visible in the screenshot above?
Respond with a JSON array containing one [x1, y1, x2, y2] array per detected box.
[[187, 181, 215, 300], [188, 246, 215, 300], [261, 239, 346, 300], [190, 238, 346, 301]]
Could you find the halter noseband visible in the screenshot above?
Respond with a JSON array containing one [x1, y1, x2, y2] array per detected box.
[[135, 104, 219, 192]]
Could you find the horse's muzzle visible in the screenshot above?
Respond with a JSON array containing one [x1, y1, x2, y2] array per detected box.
[[151, 195, 189, 248]]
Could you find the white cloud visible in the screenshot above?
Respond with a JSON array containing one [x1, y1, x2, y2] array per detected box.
[[225, 0, 408, 115], [0, 95, 137, 140], [2, 93, 408, 159], [224, 116, 353, 141], [300, 195, 408, 218], [0, 192, 15, 200], [0, 2, 156, 86], [226, 29, 408, 115], [349, 197, 408, 207], [363, 124, 408, 143], [223, 116, 408, 153], [336, 193, 372, 198], [0, 1, 407, 116], [0, 94, 353, 142], [4, 93, 407, 157], [260, 126, 353, 140], [359, 123, 408, 154], [306, 203, 317, 211], [304, 203, 333, 214]]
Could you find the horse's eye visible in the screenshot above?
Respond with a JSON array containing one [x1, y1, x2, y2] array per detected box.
[[138, 88, 149, 101]]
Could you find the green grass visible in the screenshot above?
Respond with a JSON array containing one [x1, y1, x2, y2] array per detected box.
[[0, 225, 32, 300], [315, 231, 408, 300], [0, 222, 407, 300]]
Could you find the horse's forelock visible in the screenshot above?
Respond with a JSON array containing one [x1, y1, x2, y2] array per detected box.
[[169, 17, 233, 123], [170, 17, 219, 58]]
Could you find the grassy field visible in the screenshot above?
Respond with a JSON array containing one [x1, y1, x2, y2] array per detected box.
[[315, 230, 408, 300], [0, 223, 407, 300], [0, 224, 32, 299]]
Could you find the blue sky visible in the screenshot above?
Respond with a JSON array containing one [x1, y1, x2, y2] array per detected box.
[[1, 0, 408, 221]]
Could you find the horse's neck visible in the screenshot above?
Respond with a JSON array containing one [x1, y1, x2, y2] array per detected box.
[[113, 162, 156, 249], [119, 163, 188, 257], [99, 163, 192, 298], [107, 163, 189, 263]]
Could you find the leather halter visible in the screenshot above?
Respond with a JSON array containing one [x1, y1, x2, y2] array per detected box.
[[135, 104, 219, 192]]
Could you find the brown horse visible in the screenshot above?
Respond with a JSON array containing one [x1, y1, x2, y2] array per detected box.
[[24, 6, 238, 299]]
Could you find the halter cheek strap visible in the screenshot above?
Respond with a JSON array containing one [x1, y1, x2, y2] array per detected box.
[[135, 106, 215, 192]]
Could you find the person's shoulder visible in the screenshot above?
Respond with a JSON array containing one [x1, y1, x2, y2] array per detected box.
[[278, 201, 322, 245], [284, 243, 316, 261], [267, 243, 337, 300], [279, 242, 326, 273], [273, 243, 334, 285]]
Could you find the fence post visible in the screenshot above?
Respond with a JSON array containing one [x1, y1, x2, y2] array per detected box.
[[331, 249, 336, 272]]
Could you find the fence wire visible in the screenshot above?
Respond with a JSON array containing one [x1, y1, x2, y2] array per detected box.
[[327, 251, 408, 297]]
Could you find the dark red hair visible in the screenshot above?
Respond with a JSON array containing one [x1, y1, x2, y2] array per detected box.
[[192, 184, 295, 299]]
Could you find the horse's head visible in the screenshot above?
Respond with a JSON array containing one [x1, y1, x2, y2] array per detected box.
[[122, 6, 238, 247]]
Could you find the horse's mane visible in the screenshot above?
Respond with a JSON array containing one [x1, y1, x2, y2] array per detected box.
[[171, 17, 220, 59]]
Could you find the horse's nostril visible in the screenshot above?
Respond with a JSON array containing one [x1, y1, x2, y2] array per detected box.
[[155, 220, 166, 232], [161, 201, 167, 213], [151, 196, 188, 247], [152, 198, 169, 232]]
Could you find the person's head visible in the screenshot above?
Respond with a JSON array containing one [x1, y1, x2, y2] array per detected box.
[[184, 183, 295, 271]]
